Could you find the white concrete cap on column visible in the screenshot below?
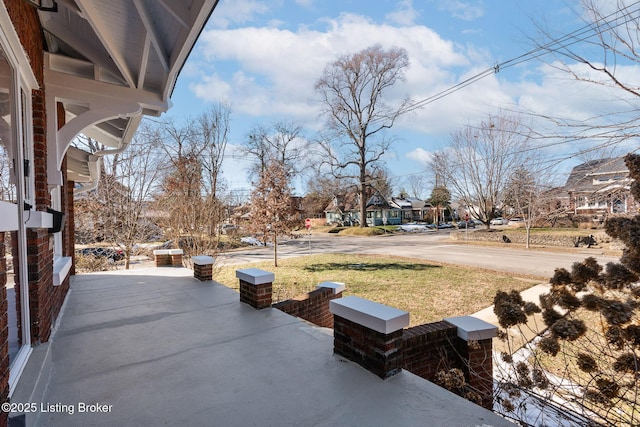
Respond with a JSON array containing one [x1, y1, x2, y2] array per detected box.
[[316, 281, 346, 294], [168, 249, 184, 255], [444, 316, 498, 341], [235, 268, 275, 285], [153, 249, 170, 255], [330, 296, 409, 334], [192, 255, 215, 265]]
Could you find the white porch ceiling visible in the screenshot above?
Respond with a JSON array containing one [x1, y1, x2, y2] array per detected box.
[[35, 0, 218, 187]]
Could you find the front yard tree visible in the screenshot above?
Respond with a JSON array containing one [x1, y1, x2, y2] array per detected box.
[[429, 185, 451, 225], [503, 166, 545, 248], [315, 44, 411, 227], [95, 124, 163, 269], [248, 161, 293, 267], [241, 120, 307, 181], [433, 112, 532, 229], [494, 153, 640, 426]]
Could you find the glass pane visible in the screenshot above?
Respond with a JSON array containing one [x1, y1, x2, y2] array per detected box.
[[0, 46, 20, 364]]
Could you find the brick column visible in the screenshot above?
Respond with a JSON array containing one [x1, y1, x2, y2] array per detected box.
[[169, 249, 183, 266], [330, 296, 409, 379], [445, 316, 497, 410], [192, 256, 215, 281], [153, 250, 171, 267], [235, 268, 274, 309]]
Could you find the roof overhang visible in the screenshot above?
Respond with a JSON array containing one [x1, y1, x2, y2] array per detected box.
[[37, 0, 218, 191]]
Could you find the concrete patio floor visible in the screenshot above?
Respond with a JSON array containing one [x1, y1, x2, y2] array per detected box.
[[12, 267, 513, 426]]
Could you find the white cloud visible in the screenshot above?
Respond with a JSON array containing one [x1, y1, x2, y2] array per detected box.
[[406, 148, 434, 166], [385, 0, 420, 26], [210, 0, 271, 29], [431, 0, 484, 21], [195, 13, 473, 129]]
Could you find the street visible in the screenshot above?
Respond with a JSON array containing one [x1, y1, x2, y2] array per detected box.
[[217, 231, 621, 279]]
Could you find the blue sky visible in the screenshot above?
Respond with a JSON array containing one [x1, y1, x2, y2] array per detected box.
[[165, 0, 633, 198]]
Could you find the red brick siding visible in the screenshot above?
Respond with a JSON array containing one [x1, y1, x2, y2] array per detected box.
[[193, 263, 212, 281], [333, 315, 404, 379], [0, 233, 8, 427], [65, 177, 75, 275], [402, 322, 495, 410], [402, 321, 459, 379], [32, 89, 49, 209], [273, 288, 341, 328], [5, 0, 43, 87], [239, 280, 272, 309], [454, 336, 494, 409]]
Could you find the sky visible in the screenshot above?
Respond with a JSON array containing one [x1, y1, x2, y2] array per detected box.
[[164, 0, 638, 199]]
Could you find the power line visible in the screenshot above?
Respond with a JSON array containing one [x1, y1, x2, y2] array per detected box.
[[397, 1, 640, 117]]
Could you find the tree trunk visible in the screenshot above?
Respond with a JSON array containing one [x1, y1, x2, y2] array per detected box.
[[273, 230, 278, 267]]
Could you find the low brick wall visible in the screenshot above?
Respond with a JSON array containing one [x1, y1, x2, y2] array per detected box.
[[273, 287, 342, 328], [402, 320, 495, 410], [450, 229, 614, 248], [402, 321, 458, 379]]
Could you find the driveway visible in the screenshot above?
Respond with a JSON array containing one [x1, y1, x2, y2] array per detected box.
[[218, 232, 620, 279]]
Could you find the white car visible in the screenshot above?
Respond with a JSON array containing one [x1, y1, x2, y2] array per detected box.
[[490, 217, 508, 225]]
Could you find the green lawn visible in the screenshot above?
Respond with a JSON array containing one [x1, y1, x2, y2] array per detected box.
[[215, 253, 539, 326]]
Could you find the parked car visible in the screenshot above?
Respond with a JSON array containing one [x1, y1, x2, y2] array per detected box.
[[76, 247, 124, 261], [398, 222, 435, 233], [490, 217, 508, 225], [456, 220, 476, 229], [436, 222, 454, 229], [508, 217, 524, 225], [221, 224, 239, 235]]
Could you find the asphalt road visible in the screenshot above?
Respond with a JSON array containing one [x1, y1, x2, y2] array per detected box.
[[217, 231, 621, 279]]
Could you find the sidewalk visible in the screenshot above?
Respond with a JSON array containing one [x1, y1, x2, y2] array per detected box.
[[473, 283, 551, 354]]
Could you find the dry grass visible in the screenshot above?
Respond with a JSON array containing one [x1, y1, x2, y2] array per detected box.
[[215, 253, 536, 326]]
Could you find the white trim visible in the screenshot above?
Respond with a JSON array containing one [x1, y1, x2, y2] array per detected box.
[[0, 201, 18, 231], [53, 257, 72, 287], [330, 296, 409, 334], [8, 345, 32, 397], [24, 210, 53, 229]]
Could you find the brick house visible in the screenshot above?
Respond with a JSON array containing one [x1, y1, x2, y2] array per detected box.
[[564, 157, 636, 219], [0, 0, 216, 423]]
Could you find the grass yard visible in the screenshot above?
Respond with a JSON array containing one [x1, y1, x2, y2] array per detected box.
[[215, 253, 539, 326]]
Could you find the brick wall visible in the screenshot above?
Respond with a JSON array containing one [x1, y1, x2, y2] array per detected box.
[[402, 321, 495, 410], [66, 177, 75, 275], [402, 321, 459, 378], [0, 233, 8, 427], [333, 315, 405, 379], [5, 1, 43, 87], [454, 336, 494, 409], [273, 287, 342, 328]]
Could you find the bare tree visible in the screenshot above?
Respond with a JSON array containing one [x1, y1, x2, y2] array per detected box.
[[92, 123, 163, 268], [247, 161, 293, 267], [315, 44, 411, 227], [198, 103, 231, 236], [433, 112, 533, 228], [523, 0, 640, 159], [503, 166, 547, 248], [241, 120, 307, 181], [155, 108, 230, 260]]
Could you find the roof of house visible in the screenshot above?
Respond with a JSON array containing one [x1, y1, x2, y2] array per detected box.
[[563, 157, 630, 194], [324, 193, 359, 213]]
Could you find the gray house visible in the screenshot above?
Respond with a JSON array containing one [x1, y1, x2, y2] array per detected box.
[[564, 157, 635, 218]]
